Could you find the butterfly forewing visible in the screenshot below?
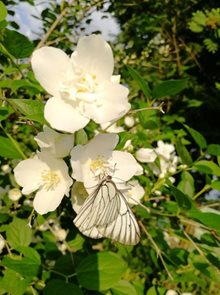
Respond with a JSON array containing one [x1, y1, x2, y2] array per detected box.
[[74, 178, 120, 231], [73, 177, 140, 245]]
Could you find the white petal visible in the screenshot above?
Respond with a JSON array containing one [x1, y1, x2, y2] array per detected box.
[[71, 182, 88, 214], [14, 158, 47, 194], [71, 35, 114, 82], [31, 46, 72, 97], [111, 151, 140, 182], [87, 133, 119, 157], [44, 97, 89, 133], [71, 145, 86, 181], [35, 126, 74, 158], [89, 81, 130, 124], [33, 184, 67, 215], [136, 148, 157, 163]]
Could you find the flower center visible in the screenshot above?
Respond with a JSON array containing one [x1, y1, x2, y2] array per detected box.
[[41, 170, 60, 191], [60, 70, 98, 103], [90, 155, 111, 178]]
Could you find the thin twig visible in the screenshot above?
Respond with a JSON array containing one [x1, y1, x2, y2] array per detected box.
[[36, 0, 75, 49], [129, 102, 165, 114], [139, 221, 174, 280], [183, 230, 204, 256]]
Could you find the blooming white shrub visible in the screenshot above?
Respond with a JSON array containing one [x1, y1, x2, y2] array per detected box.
[[31, 35, 130, 133], [136, 141, 179, 180]]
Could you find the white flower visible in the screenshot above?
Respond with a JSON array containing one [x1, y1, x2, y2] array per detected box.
[[124, 116, 135, 128], [8, 188, 22, 201], [70, 133, 142, 191], [14, 151, 73, 214], [0, 235, 5, 253], [1, 164, 11, 174], [31, 34, 130, 133], [136, 148, 157, 163], [166, 290, 178, 295], [100, 122, 125, 133], [122, 139, 134, 152], [122, 180, 145, 206], [34, 125, 74, 158], [155, 140, 175, 160], [52, 225, 68, 241]]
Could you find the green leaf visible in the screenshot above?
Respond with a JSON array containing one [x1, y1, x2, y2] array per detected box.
[[175, 138, 193, 165], [0, 105, 14, 122], [152, 79, 188, 99], [8, 98, 46, 124], [210, 180, 220, 191], [169, 185, 193, 210], [207, 144, 220, 156], [6, 217, 32, 248], [188, 208, 220, 233], [177, 171, 195, 198], [0, 269, 31, 295], [2, 247, 41, 277], [127, 66, 152, 98], [0, 136, 22, 159], [76, 252, 127, 291], [43, 280, 83, 295], [0, 1, 7, 21], [3, 29, 34, 58], [193, 160, 220, 177], [184, 124, 207, 149], [111, 280, 138, 295]]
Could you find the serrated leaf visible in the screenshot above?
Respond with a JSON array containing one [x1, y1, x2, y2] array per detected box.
[[2, 29, 34, 58], [152, 79, 188, 99], [76, 252, 127, 291], [127, 66, 152, 98], [8, 98, 45, 124], [193, 160, 220, 177], [2, 247, 41, 277], [0, 136, 22, 159], [43, 279, 83, 295], [6, 217, 32, 248]]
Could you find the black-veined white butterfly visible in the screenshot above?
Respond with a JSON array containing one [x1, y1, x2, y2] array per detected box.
[[73, 175, 140, 245]]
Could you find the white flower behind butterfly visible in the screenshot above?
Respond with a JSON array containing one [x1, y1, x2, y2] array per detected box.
[[31, 35, 130, 133], [70, 133, 143, 245]]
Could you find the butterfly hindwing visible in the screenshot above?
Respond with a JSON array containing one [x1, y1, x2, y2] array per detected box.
[[73, 177, 140, 245]]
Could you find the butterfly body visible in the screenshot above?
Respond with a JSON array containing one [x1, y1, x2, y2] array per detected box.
[[74, 176, 140, 245]]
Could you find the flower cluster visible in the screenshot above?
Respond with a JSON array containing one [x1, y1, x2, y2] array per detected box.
[[13, 35, 144, 224], [136, 140, 179, 181]]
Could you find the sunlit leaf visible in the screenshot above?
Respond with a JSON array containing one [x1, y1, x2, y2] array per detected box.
[[76, 252, 127, 291]]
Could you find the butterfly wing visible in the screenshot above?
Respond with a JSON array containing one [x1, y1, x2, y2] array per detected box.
[[97, 188, 140, 245], [73, 178, 140, 245], [73, 179, 120, 233]]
